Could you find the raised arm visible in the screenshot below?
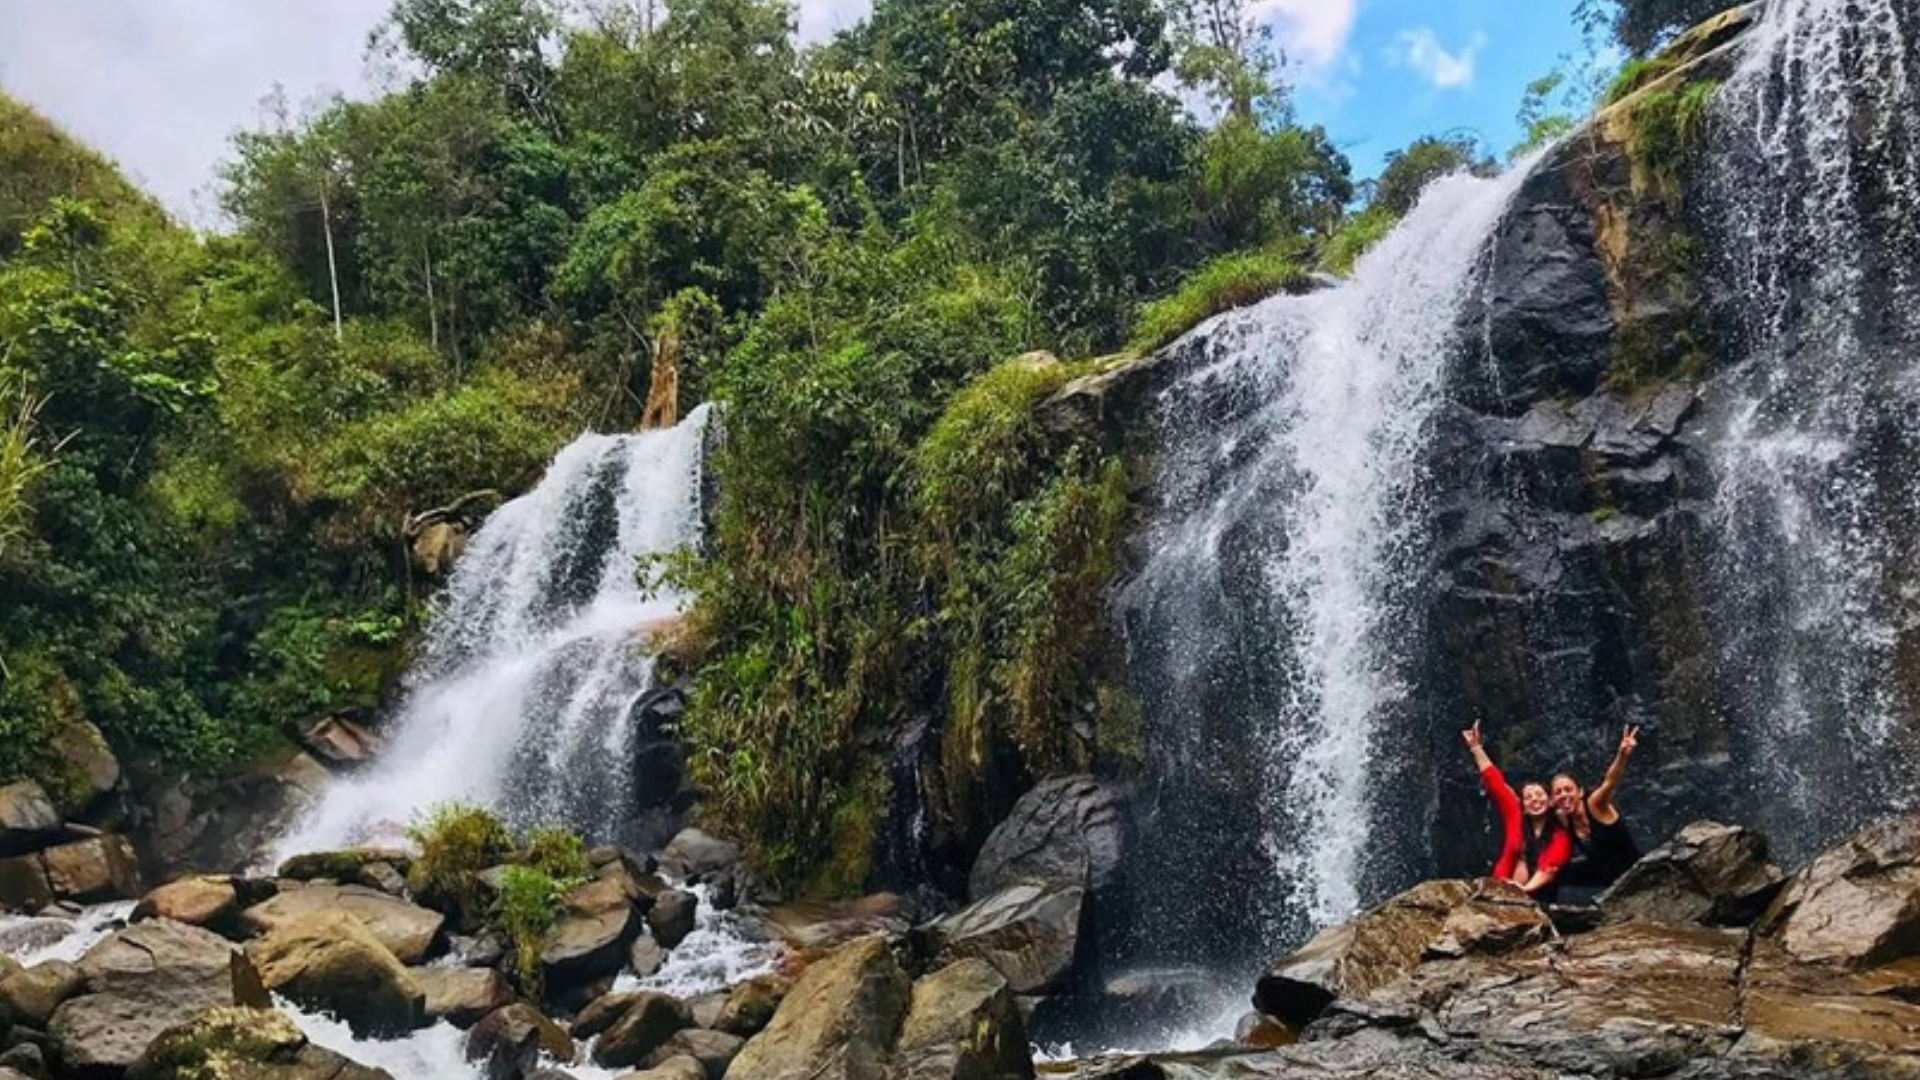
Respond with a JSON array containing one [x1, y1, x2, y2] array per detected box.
[[1588, 725, 1639, 823], [1462, 720, 1495, 772]]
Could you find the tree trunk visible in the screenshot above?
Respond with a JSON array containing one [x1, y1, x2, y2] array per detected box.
[[319, 179, 343, 343], [640, 324, 681, 430]]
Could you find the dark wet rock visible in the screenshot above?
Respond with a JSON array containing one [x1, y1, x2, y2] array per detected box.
[[449, 931, 509, 968], [765, 894, 914, 953], [51, 721, 120, 817], [132, 877, 238, 931], [0, 785, 60, 858], [242, 883, 444, 965], [1255, 879, 1549, 1027], [0, 1043, 45, 1078], [247, 910, 426, 1038], [1234, 1011, 1295, 1049], [969, 775, 1125, 903], [297, 715, 384, 769], [40, 837, 141, 903], [660, 829, 739, 881], [712, 974, 789, 1037], [590, 992, 693, 1069], [1600, 820, 1786, 926], [642, 1029, 743, 1079], [129, 1006, 395, 1080], [125, 750, 329, 885], [646, 889, 698, 951], [541, 876, 642, 990], [0, 857, 53, 914], [465, 1003, 576, 1069], [620, 1057, 705, 1080], [893, 959, 1032, 1080], [569, 991, 638, 1039], [1757, 816, 1920, 968], [726, 936, 910, 1080], [355, 861, 408, 897], [628, 935, 666, 979], [415, 966, 514, 1028], [0, 963, 82, 1028], [276, 848, 412, 883], [924, 884, 1084, 995]]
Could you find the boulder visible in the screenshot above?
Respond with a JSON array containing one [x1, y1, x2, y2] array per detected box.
[[242, 882, 444, 964], [276, 848, 412, 883], [892, 959, 1032, 1080], [1599, 820, 1786, 927], [52, 720, 119, 815], [0, 783, 60, 857], [246, 910, 426, 1038], [571, 991, 639, 1039], [591, 992, 694, 1069], [130, 1006, 395, 1080], [1255, 879, 1550, 1027], [924, 884, 1084, 995], [1736, 938, 1920, 1057], [660, 829, 739, 880], [0, 1046, 45, 1077], [40, 836, 141, 902], [540, 876, 642, 990], [629, 935, 667, 978], [968, 776, 1124, 902], [1757, 816, 1920, 968], [298, 715, 384, 768], [726, 935, 910, 1080], [415, 966, 515, 1028], [712, 974, 789, 1037], [1234, 1011, 1295, 1049], [356, 861, 409, 897], [466, 1003, 575, 1067], [0, 961, 82, 1027], [646, 889, 698, 950], [642, 1029, 744, 1079], [687, 992, 729, 1031], [766, 894, 913, 953], [0, 855, 54, 913], [50, 919, 251, 1078], [133, 876, 239, 930], [620, 1057, 705, 1080]]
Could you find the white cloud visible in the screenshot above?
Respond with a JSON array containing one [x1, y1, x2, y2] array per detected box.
[[1385, 27, 1486, 90], [1251, 0, 1361, 77]]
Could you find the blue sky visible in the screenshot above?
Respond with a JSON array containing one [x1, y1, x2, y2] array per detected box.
[[1272, 0, 1598, 177], [0, 0, 1601, 224]]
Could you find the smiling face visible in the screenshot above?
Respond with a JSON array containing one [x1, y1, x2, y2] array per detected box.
[[1551, 775, 1583, 815], [1521, 782, 1552, 819]]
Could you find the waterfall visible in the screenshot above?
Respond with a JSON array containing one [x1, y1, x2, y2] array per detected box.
[[1118, 163, 1541, 958], [1703, 0, 1920, 855], [273, 405, 712, 860]]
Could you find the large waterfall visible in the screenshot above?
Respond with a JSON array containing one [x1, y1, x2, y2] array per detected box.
[[273, 406, 712, 859], [1704, 0, 1920, 854], [1117, 164, 1541, 960]]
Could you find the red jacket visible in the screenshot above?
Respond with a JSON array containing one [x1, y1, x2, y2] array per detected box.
[[1481, 765, 1570, 883]]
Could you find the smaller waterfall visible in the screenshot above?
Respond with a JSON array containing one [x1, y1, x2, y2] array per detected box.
[[274, 406, 712, 859], [1119, 161, 1541, 957], [1704, 0, 1920, 852]]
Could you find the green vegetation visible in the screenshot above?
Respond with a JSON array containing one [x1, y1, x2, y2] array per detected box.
[[1130, 250, 1306, 351], [0, 372, 55, 562], [496, 865, 575, 997], [1320, 209, 1401, 277], [1577, 0, 1732, 56], [1623, 80, 1721, 204], [523, 825, 593, 880], [406, 801, 515, 923]]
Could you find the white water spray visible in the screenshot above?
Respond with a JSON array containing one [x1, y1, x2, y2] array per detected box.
[[274, 406, 712, 859]]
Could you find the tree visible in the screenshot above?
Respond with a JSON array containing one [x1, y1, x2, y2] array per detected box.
[[383, 0, 563, 124], [1512, 72, 1580, 160], [1369, 134, 1496, 217], [1575, 0, 1728, 56], [1167, 0, 1286, 122]]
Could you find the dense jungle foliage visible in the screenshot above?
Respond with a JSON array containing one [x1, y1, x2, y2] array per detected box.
[[1, 0, 1673, 888]]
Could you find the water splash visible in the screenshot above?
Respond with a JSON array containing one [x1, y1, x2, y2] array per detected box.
[[0, 901, 135, 966], [274, 406, 712, 859], [1703, 0, 1920, 853], [1120, 162, 1542, 948]]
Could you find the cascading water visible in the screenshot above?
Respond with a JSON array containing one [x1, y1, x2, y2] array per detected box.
[[274, 405, 712, 859], [1703, 0, 1920, 856], [1117, 162, 1542, 966]]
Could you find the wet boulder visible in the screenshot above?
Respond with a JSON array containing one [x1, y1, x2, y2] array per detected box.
[[624, 1057, 705, 1080], [0, 961, 82, 1028], [133, 876, 239, 931], [465, 1003, 576, 1070], [40, 836, 141, 903], [712, 973, 790, 1037], [49, 919, 253, 1078], [589, 991, 693, 1069], [643, 1029, 744, 1079], [415, 966, 515, 1028], [646, 889, 698, 950], [0, 855, 54, 913], [246, 910, 426, 1038], [51, 720, 120, 817], [924, 884, 1084, 995], [1599, 820, 1786, 927], [727, 935, 911, 1080], [1255, 879, 1550, 1027], [0, 783, 60, 857], [892, 959, 1033, 1080], [540, 876, 643, 991], [1757, 815, 1920, 967], [969, 776, 1124, 903], [242, 882, 444, 965], [129, 1006, 395, 1080], [276, 848, 412, 883], [660, 829, 740, 881]]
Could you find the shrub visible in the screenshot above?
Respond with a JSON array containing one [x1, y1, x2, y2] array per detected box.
[[1320, 208, 1401, 277], [1129, 250, 1307, 353], [406, 802, 513, 924], [1623, 80, 1720, 204], [523, 826, 593, 881], [495, 865, 572, 998]]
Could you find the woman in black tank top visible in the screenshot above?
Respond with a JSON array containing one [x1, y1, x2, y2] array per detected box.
[[1552, 725, 1642, 890]]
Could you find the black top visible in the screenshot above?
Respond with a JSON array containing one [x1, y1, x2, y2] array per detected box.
[[1566, 816, 1640, 888]]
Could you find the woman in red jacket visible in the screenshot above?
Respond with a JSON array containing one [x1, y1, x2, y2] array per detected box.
[[1461, 721, 1570, 896]]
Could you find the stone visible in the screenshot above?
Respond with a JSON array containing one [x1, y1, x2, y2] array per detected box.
[[619, 1057, 705, 1080], [130, 1006, 395, 1080], [1255, 879, 1550, 1027], [712, 974, 789, 1037], [242, 882, 445, 964], [40, 836, 141, 902], [646, 889, 698, 950], [0, 1044, 45, 1077], [725, 936, 910, 1080], [628, 935, 667, 978], [415, 966, 514, 1028], [133, 876, 239, 930], [276, 848, 412, 882], [642, 1029, 743, 1079], [968, 775, 1125, 903], [1599, 820, 1786, 927], [541, 876, 642, 990], [449, 931, 509, 968], [465, 1003, 576, 1070], [0, 962, 82, 1027], [246, 910, 426, 1038], [591, 992, 693, 1069], [411, 521, 467, 577], [1758, 816, 1920, 968], [571, 991, 639, 1039], [660, 829, 740, 880], [356, 861, 408, 897], [924, 884, 1084, 995], [765, 894, 913, 953], [298, 715, 385, 768], [0, 856, 53, 913], [1737, 939, 1920, 1056], [686, 992, 728, 1031], [1234, 1011, 1295, 1049], [892, 959, 1032, 1080], [51, 720, 119, 815], [0, 783, 60, 857], [49, 920, 250, 1078]]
